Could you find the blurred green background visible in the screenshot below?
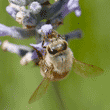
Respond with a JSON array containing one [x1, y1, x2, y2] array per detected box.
[[0, 0, 110, 110]]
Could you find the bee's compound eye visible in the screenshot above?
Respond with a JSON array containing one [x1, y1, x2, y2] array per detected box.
[[62, 42, 67, 50], [48, 47, 58, 55]]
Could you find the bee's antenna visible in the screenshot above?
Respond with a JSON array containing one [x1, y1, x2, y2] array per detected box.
[[52, 29, 65, 40], [41, 30, 46, 48], [59, 34, 65, 40], [50, 30, 58, 41]]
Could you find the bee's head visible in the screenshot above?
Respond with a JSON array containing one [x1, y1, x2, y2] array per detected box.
[[46, 39, 68, 55]]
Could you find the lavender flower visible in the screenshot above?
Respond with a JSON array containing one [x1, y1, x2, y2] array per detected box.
[[62, 0, 81, 17], [0, 24, 13, 36], [37, 24, 53, 35], [29, 2, 42, 14], [6, 6, 18, 20], [0, 0, 81, 38], [0, 0, 82, 66], [1, 40, 32, 56]]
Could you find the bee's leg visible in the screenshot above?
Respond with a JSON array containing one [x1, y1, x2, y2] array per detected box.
[[32, 49, 43, 67], [39, 60, 47, 77], [33, 58, 40, 66], [52, 29, 64, 40], [33, 48, 43, 60], [58, 34, 65, 40], [47, 64, 54, 80], [41, 30, 47, 48], [53, 29, 59, 38], [42, 39, 46, 48]]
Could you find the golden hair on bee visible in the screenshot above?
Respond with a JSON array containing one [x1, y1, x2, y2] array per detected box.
[[39, 38, 73, 81], [38, 29, 73, 81]]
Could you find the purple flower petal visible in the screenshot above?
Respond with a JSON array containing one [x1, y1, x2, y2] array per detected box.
[[29, 2, 42, 14], [30, 42, 44, 60], [0, 24, 13, 36], [74, 7, 81, 17], [31, 50, 39, 59], [30, 42, 43, 51], [61, 0, 81, 17], [6, 6, 18, 19], [38, 24, 53, 35], [67, 0, 79, 11], [30, 42, 49, 51], [30, 42, 49, 60]]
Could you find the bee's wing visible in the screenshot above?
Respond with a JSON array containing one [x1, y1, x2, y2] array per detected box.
[[73, 58, 104, 78], [28, 78, 50, 104]]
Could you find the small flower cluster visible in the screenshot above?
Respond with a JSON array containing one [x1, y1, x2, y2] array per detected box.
[[0, 0, 81, 66]]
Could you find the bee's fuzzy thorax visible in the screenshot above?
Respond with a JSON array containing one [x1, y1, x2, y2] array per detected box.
[[45, 47, 73, 74]]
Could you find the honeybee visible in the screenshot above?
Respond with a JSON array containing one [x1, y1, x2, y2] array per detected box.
[[28, 30, 103, 104]]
